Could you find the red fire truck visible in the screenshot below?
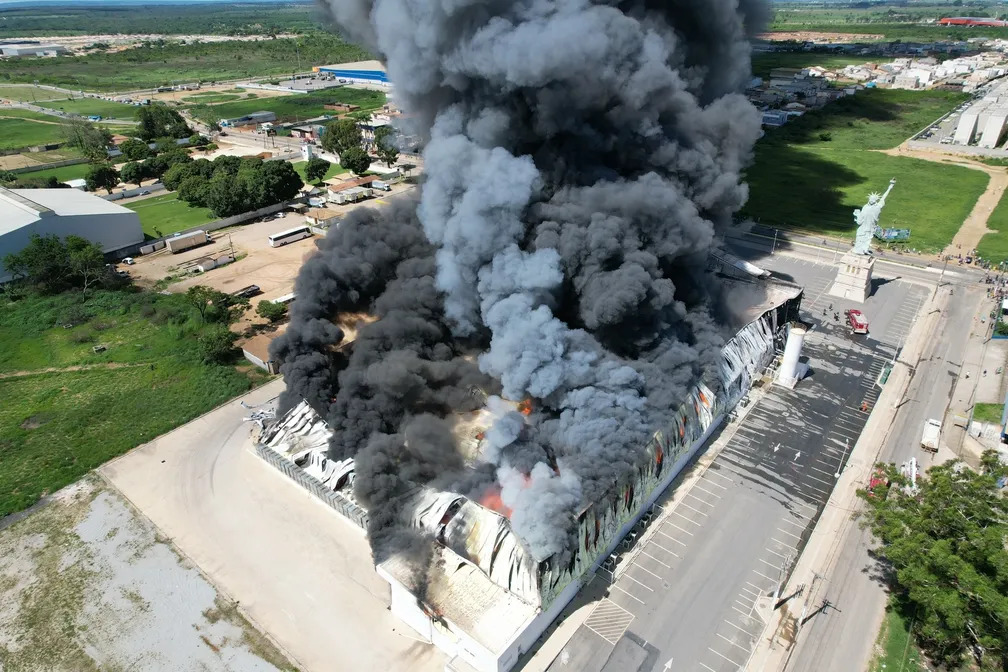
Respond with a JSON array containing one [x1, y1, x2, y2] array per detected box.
[[846, 309, 869, 335]]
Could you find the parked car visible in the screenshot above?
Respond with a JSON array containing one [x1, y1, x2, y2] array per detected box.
[[138, 189, 150, 195], [121, 257, 135, 265]]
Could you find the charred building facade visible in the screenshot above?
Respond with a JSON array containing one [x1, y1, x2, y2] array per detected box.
[[259, 281, 801, 672]]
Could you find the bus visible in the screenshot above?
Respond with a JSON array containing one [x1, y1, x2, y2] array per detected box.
[[268, 226, 312, 248]]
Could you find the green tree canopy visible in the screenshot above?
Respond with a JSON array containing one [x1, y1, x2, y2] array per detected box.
[[85, 163, 120, 194], [339, 146, 370, 176], [177, 175, 210, 208], [197, 326, 239, 364], [136, 104, 191, 141], [2, 234, 109, 294], [61, 118, 111, 161], [859, 452, 1008, 669], [255, 299, 287, 323], [120, 161, 145, 187], [321, 118, 362, 156], [119, 138, 151, 162], [374, 125, 399, 168], [304, 156, 330, 184]]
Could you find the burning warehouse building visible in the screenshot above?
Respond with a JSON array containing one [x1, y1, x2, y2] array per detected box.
[[264, 1, 781, 670], [259, 276, 801, 672]]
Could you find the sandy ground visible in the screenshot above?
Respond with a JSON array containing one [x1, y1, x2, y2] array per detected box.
[[0, 476, 294, 671], [99, 379, 445, 672], [129, 183, 415, 304], [758, 30, 885, 43], [883, 144, 1008, 257]]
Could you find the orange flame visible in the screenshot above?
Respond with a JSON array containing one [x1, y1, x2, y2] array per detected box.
[[479, 485, 513, 518], [518, 399, 533, 416]]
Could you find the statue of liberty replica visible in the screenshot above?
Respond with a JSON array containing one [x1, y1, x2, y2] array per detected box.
[[829, 178, 896, 303]]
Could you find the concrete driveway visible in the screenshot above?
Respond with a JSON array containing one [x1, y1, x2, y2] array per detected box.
[[100, 378, 445, 672]]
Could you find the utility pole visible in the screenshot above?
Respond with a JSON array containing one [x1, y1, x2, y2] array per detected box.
[[228, 233, 235, 261], [772, 228, 778, 255], [835, 439, 851, 479], [796, 571, 823, 637]]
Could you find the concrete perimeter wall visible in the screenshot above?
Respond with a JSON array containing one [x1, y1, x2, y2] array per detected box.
[[254, 443, 368, 529]]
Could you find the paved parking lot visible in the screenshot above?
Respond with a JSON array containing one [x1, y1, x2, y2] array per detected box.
[[545, 256, 927, 672]]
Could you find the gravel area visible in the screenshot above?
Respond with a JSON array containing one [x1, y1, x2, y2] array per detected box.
[[0, 477, 294, 672]]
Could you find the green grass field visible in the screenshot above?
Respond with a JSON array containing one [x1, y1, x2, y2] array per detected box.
[[869, 606, 923, 672], [186, 88, 386, 125], [973, 402, 1004, 425], [15, 162, 91, 183], [0, 85, 65, 102], [744, 89, 989, 252], [36, 97, 137, 120], [0, 289, 271, 517], [182, 92, 245, 104], [0, 109, 65, 150], [125, 192, 215, 238], [751, 52, 874, 79], [292, 159, 345, 183], [0, 35, 371, 91], [976, 188, 1008, 264]]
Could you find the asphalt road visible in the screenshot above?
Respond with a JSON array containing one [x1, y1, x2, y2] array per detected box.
[[546, 255, 927, 672], [782, 280, 988, 672]]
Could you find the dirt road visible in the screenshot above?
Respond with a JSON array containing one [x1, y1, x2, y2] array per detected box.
[[882, 144, 1008, 258]]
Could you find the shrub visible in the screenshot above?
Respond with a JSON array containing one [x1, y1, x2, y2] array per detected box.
[[69, 330, 94, 343]]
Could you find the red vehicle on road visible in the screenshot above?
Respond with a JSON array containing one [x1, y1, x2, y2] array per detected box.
[[846, 309, 869, 335]]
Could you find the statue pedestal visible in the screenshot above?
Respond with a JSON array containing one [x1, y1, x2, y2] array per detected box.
[[828, 252, 874, 303]]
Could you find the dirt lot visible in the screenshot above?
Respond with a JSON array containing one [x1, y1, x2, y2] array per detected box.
[[759, 30, 885, 43], [99, 379, 445, 672], [127, 182, 416, 304], [0, 476, 295, 671]]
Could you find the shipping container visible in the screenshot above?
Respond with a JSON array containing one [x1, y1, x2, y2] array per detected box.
[[165, 230, 212, 254]]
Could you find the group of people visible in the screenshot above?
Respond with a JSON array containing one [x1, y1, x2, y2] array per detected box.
[[984, 273, 1008, 302]]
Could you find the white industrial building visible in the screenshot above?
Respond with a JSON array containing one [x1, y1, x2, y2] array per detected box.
[[0, 43, 68, 57], [0, 187, 143, 282], [953, 79, 1008, 149], [257, 280, 804, 672]]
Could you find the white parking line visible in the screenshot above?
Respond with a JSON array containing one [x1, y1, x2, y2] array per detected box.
[[764, 547, 788, 560], [692, 483, 722, 499], [640, 550, 672, 568], [678, 500, 710, 517], [777, 525, 802, 539], [699, 662, 718, 672], [708, 646, 745, 666], [664, 520, 695, 536], [744, 580, 765, 593], [752, 568, 776, 582], [656, 529, 688, 547], [718, 632, 753, 652], [648, 540, 681, 558], [671, 510, 703, 526], [632, 562, 662, 581], [622, 573, 654, 592], [770, 537, 796, 548], [805, 472, 833, 486], [739, 585, 759, 598], [731, 604, 750, 618], [611, 584, 644, 604], [706, 470, 734, 486], [723, 618, 754, 635]]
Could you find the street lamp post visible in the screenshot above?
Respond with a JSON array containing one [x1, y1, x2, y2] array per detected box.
[[835, 439, 851, 479]]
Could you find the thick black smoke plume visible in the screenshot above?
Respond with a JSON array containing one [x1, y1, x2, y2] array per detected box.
[[273, 0, 767, 566]]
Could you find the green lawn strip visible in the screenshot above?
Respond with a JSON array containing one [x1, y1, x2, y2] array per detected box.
[[0, 85, 65, 102], [976, 187, 1008, 264], [751, 52, 874, 79], [187, 88, 386, 125], [744, 89, 987, 253], [767, 22, 1008, 42], [15, 163, 91, 183], [0, 116, 64, 151], [125, 192, 215, 238], [869, 605, 924, 672], [291, 159, 345, 184], [973, 403, 1004, 425], [0, 289, 270, 517], [35, 97, 137, 120]]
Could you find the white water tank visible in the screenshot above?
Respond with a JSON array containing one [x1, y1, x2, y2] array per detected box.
[[776, 326, 807, 388]]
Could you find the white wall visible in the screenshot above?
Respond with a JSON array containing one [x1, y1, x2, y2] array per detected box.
[[0, 211, 143, 282]]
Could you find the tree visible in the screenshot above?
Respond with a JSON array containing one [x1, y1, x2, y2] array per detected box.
[[119, 138, 150, 162], [339, 146, 370, 176], [162, 162, 197, 191], [177, 175, 210, 208], [85, 163, 120, 194], [120, 161, 145, 187], [374, 126, 399, 168], [858, 452, 1008, 669], [255, 300, 287, 323], [0, 170, 15, 185], [185, 285, 218, 323], [136, 104, 191, 141], [142, 149, 191, 180], [321, 118, 362, 156], [259, 160, 303, 204], [197, 326, 239, 364], [64, 235, 106, 294], [61, 118, 111, 161], [304, 156, 331, 184]]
